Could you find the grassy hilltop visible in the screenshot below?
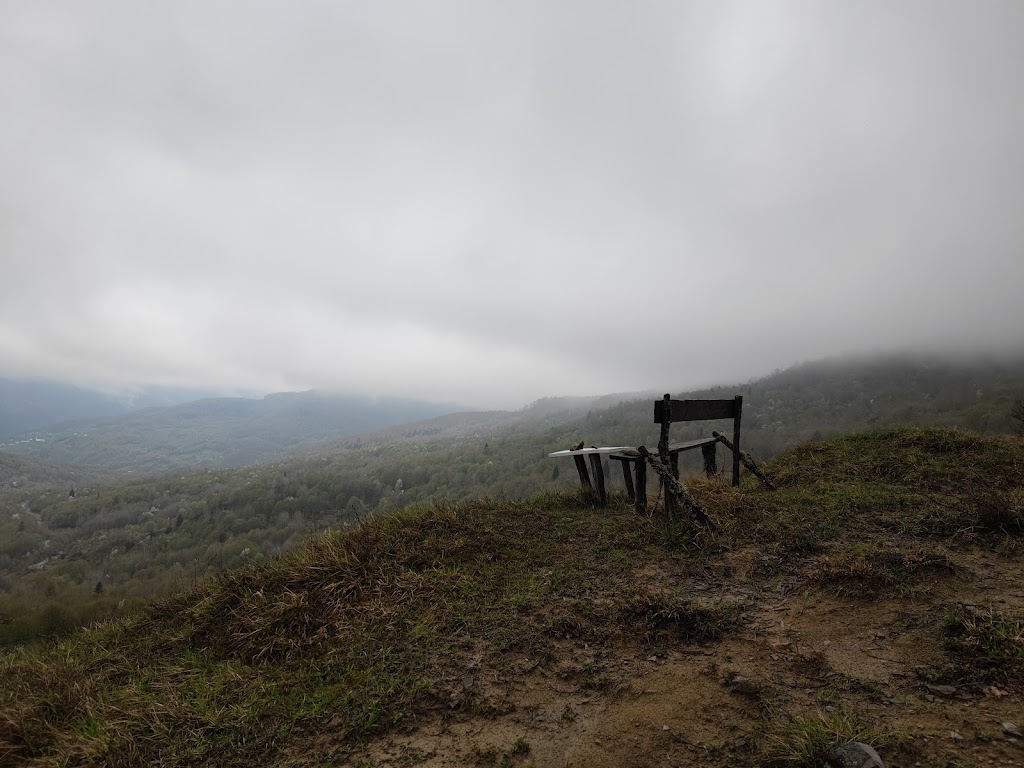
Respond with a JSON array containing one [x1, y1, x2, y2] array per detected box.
[[2, 426, 1023, 767], [5, 354, 1024, 647]]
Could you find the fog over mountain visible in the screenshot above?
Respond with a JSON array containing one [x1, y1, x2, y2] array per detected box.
[[2, 2, 1023, 408]]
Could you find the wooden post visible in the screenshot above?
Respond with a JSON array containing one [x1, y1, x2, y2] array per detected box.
[[658, 394, 674, 516], [635, 458, 647, 515], [588, 453, 607, 506], [732, 396, 743, 487], [701, 442, 717, 477], [637, 446, 717, 530]]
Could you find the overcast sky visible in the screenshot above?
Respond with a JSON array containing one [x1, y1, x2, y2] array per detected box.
[[1, 1, 1022, 408]]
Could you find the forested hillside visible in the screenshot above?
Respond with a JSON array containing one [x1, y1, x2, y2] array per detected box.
[[3, 426, 1022, 767], [1, 353, 1022, 645]]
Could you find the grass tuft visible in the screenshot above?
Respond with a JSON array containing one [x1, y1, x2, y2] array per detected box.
[[619, 593, 740, 644], [807, 542, 955, 597], [762, 709, 879, 767], [944, 604, 1024, 685]]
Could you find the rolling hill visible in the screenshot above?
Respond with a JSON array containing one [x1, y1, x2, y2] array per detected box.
[[2, 426, 1022, 767]]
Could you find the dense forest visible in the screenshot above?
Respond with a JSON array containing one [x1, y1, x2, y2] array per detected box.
[[1, 353, 1022, 645]]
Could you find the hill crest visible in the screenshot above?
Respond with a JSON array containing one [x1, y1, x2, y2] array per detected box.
[[2, 427, 1022, 767]]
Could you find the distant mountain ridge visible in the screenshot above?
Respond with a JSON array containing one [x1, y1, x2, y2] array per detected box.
[[1, 389, 466, 473], [0, 379, 127, 438], [0, 378, 234, 439], [3, 352, 1022, 476]]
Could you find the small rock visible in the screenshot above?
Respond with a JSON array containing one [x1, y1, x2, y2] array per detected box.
[[926, 684, 957, 697], [461, 675, 474, 689], [725, 674, 761, 696], [950, 731, 963, 740], [1003, 722, 1022, 738], [831, 740, 884, 768]]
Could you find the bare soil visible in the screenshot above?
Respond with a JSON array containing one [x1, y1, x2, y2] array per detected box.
[[350, 546, 1024, 768]]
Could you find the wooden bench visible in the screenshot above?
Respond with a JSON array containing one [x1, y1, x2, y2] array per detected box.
[[611, 394, 743, 515]]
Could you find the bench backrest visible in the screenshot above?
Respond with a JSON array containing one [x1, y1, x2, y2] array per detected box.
[[654, 398, 740, 423], [654, 394, 743, 486]]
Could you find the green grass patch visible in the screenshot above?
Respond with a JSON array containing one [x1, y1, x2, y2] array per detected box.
[[705, 428, 1024, 553], [0, 493, 700, 765], [944, 604, 1024, 685]]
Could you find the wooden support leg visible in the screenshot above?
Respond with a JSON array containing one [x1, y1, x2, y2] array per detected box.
[[702, 442, 717, 478], [617, 459, 635, 502], [664, 485, 676, 517], [588, 454, 607, 507], [664, 453, 679, 517], [634, 459, 647, 515], [573, 455, 591, 489]]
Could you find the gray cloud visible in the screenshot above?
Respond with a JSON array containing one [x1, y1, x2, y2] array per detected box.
[[2, 1, 1023, 407]]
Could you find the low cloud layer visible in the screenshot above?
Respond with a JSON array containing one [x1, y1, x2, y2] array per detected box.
[[2, 1, 1023, 407]]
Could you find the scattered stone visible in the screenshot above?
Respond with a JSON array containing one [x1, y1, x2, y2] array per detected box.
[[984, 685, 1009, 698], [461, 675, 474, 689], [725, 673, 761, 696], [1003, 722, 1022, 738], [831, 740, 884, 768], [950, 731, 963, 740], [926, 684, 958, 697]]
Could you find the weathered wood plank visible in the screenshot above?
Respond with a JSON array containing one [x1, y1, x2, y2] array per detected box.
[[655, 398, 738, 423], [667, 437, 719, 453], [548, 446, 631, 457]]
